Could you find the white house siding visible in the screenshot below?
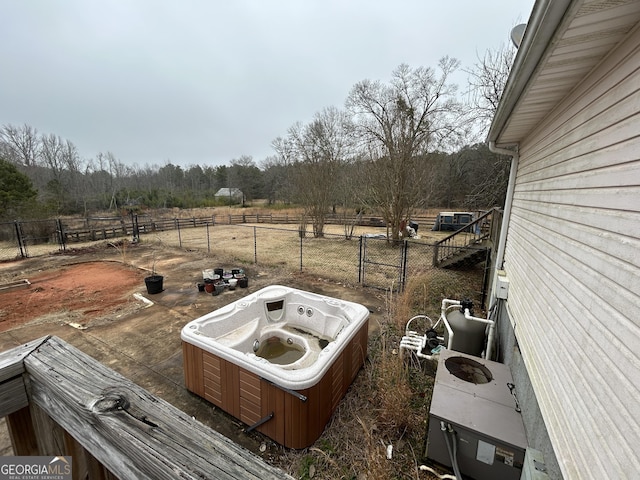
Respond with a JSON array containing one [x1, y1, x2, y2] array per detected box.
[[502, 25, 640, 479]]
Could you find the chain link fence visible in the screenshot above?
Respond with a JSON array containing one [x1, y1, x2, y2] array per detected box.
[[0, 220, 63, 260], [152, 224, 367, 287], [0, 218, 487, 297], [0, 222, 21, 260]]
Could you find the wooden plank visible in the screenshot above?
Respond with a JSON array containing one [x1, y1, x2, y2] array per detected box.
[[23, 336, 291, 480], [259, 381, 285, 445], [85, 449, 110, 480], [307, 379, 326, 447], [182, 342, 204, 397], [203, 351, 223, 407], [331, 353, 344, 411], [0, 336, 49, 417], [222, 358, 240, 418], [300, 382, 320, 448], [238, 370, 261, 425], [64, 430, 90, 480], [0, 336, 49, 383], [30, 402, 67, 456], [6, 406, 38, 455], [0, 377, 29, 418], [283, 389, 295, 447]]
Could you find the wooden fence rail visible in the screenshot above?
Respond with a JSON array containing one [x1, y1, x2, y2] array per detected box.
[[0, 213, 438, 259], [0, 336, 292, 480]]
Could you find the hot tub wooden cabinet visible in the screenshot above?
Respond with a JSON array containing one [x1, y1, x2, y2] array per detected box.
[[181, 285, 370, 449]]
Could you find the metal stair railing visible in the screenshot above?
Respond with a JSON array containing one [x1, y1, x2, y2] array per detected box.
[[432, 208, 500, 267]]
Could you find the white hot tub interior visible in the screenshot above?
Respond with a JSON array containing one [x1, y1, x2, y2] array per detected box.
[[187, 286, 353, 369]]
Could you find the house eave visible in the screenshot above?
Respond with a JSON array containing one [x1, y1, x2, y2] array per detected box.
[[488, 0, 640, 146], [488, 0, 573, 147]]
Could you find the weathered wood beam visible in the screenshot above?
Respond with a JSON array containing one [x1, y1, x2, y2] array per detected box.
[[6, 406, 38, 455], [0, 336, 49, 417], [23, 336, 291, 480], [29, 401, 67, 456]]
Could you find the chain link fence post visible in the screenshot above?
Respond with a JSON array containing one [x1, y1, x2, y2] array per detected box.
[[15, 221, 26, 258], [15, 220, 29, 258], [254, 226, 257, 263], [206, 223, 211, 253], [299, 233, 303, 272], [401, 239, 409, 292], [358, 235, 363, 283], [56, 218, 66, 251], [176, 219, 182, 248]]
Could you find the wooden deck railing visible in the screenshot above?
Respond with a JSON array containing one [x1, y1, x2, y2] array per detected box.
[[432, 208, 502, 266], [0, 336, 291, 480]]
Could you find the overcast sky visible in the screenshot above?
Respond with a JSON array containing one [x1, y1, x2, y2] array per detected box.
[[1, 1, 534, 168]]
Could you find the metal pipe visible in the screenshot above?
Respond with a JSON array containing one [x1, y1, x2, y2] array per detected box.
[[488, 143, 519, 310], [261, 377, 307, 402], [245, 412, 274, 432], [440, 299, 460, 350], [461, 307, 496, 360], [488, 142, 518, 271]]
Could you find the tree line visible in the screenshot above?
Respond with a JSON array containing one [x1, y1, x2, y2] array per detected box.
[[1, 48, 513, 241]]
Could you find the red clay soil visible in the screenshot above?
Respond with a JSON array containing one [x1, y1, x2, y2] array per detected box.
[[0, 261, 146, 333]]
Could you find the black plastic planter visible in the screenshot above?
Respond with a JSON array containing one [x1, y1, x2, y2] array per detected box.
[[145, 275, 164, 294]]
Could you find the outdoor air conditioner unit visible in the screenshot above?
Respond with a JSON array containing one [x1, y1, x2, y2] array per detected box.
[[424, 349, 527, 480]]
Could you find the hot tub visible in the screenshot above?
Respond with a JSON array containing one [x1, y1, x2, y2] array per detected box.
[[181, 285, 369, 449]]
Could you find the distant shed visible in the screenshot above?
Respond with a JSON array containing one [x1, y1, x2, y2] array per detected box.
[[214, 188, 243, 202]]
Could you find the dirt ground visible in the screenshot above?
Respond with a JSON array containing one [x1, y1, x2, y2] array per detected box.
[[0, 241, 387, 468], [0, 262, 147, 332]]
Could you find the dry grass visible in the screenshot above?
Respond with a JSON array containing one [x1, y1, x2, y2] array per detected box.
[[5, 210, 483, 479], [273, 270, 485, 480], [391, 269, 484, 330], [146, 223, 469, 294]]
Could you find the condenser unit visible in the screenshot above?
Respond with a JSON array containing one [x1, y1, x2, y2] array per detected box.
[[425, 349, 527, 480]]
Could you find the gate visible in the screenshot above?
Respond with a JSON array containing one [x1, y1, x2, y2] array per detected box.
[[359, 236, 407, 291]]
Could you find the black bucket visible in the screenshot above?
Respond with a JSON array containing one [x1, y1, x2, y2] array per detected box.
[[145, 275, 164, 294], [212, 282, 225, 296], [214, 268, 224, 278]]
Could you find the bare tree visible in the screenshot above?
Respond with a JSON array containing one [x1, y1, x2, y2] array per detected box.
[[335, 159, 361, 239], [0, 124, 40, 166], [346, 60, 465, 242], [229, 155, 262, 205], [39, 133, 68, 211], [61, 139, 85, 211], [268, 136, 297, 205], [465, 44, 516, 136], [464, 44, 517, 206], [288, 106, 353, 237]]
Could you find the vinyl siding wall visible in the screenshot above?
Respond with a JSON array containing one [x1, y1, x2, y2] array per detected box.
[[502, 26, 640, 479]]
